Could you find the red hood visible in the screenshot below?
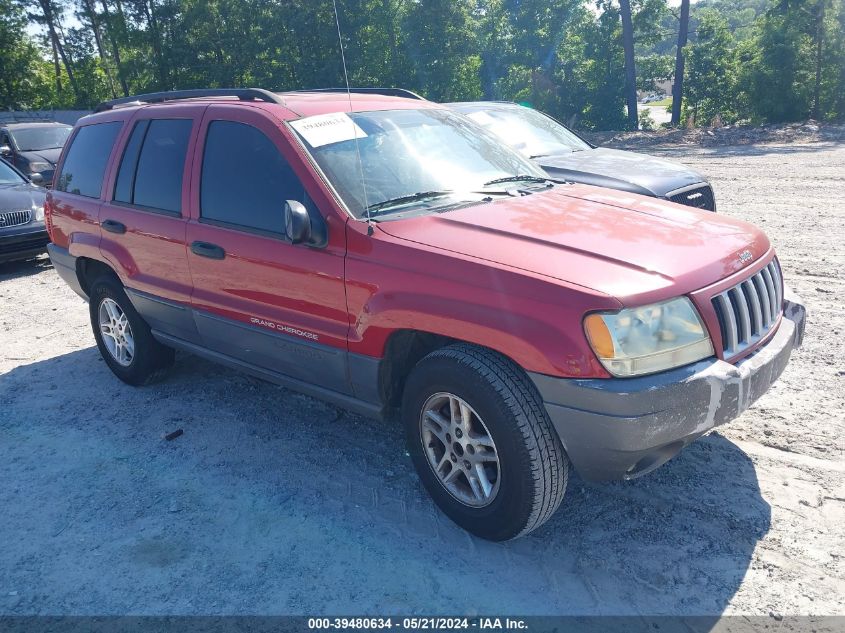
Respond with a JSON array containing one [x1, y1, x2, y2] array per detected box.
[[376, 184, 771, 306]]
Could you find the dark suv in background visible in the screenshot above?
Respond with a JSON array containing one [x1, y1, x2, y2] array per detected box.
[[450, 101, 716, 211], [0, 120, 73, 186]]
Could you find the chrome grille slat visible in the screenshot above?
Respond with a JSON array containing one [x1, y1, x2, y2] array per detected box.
[[0, 209, 32, 228], [743, 279, 763, 335], [753, 275, 771, 327], [711, 259, 784, 359], [715, 294, 738, 354], [769, 262, 783, 311], [761, 267, 777, 323], [730, 286, 752, 343]]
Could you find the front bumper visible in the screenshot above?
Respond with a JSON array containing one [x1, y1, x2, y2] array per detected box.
[[0, 223, 49, 263], [530, 290, 806, 481]]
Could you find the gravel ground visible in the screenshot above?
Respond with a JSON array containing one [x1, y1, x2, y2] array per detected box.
[[1, 140, 843, 617]]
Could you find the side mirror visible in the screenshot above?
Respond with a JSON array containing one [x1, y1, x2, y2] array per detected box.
[[30, 173, 44, 185], [284, 200, 311, 244], [0, 145, 11, 156]]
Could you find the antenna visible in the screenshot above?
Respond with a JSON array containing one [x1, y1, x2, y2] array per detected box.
[[332, 0, 373, 234]]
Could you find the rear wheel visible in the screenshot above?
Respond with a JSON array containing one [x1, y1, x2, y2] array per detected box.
[[402, 344, 569, 541], [89, 275, 174, 385]]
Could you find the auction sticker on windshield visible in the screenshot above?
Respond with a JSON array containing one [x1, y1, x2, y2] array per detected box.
[[290, 112, 368, 147]]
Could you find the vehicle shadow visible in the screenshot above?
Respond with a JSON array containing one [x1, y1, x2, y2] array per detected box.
[[0, 254, 52, 281], [0, 347, 770, 618]]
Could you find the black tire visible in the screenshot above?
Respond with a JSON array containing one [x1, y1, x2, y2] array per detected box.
[[89, 274, 174, 386], [402, 343, 569, 541]]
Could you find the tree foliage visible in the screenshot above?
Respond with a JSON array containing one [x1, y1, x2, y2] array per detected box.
[[1, 0, 56, 108], [1, 0, 842, 127], [684, 9, 736, 124]]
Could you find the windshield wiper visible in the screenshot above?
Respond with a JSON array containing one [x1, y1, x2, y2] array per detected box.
[[367, 190, 454, 214], [482, 175, 552, 187]]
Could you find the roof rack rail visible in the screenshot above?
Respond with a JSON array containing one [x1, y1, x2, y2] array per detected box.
[[298, 87, 425, 100], [93, 88, 285, 113]]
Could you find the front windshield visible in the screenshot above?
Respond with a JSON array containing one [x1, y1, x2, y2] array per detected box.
[[0, 160, 25, 185], [455, 105, 591, 159], [291, 108, 548, 219], [10, 126, 72, 152]]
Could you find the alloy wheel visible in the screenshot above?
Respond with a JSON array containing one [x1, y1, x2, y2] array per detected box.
[[420, 392, 501, 507], [98, 297, 135, 367]]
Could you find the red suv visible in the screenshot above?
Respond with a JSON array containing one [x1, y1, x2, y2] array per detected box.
[[46, 88, 806, 540]]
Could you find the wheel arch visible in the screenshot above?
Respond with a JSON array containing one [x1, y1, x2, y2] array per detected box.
[[378, 329, 455, 411], [377, 329, 544, 416], [75, 256, 120, 298]]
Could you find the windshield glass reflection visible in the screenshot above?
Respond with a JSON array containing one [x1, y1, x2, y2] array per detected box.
[[292, 108, 547, 218]]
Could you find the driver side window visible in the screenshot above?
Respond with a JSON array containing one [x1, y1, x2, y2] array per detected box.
[[200, 120, 309, 234]]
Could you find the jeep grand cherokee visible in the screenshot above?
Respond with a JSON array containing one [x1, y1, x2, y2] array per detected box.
[[46, 88, 806, 540]]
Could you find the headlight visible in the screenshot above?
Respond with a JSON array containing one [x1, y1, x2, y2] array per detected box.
[[33, 205, 44, 221], [29, 162, 50, 172], [584, 297, 714, 377]]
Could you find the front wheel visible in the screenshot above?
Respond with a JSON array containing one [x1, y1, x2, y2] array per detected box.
[[402, 344, 569, 541], [89, 275, 174, 385]]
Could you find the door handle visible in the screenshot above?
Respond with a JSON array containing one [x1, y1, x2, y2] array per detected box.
[[101, 219, 126, 234], [191, 241, 225, 260]]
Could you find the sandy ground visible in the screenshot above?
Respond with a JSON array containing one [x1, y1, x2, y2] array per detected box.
[[1, 140, 843, 617]]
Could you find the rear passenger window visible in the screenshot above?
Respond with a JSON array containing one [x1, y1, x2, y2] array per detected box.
[[55, 122, 122, 198], [200, 120, 305, 233], [113, 119, 192, 214], [113, 120, 148, 204]]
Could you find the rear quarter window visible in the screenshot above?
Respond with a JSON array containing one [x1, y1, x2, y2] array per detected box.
[[55, 121, 122, 198]]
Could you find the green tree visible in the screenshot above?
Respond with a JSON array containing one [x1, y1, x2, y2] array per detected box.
[[636, 53, 672, 91], [619, 0, 639, 127], [683, 9, 736, 124], [739, 0, 815, 122], [2, 0, 842, 126], [402, 0, 482, 100], [0, 0, 57, 108], [827, 0, 845, 118]]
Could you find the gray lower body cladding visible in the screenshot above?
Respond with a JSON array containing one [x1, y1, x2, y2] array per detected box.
[[530, 291, 806, 481], [47, 245, 384, 417], [47, 243, 86, 297]]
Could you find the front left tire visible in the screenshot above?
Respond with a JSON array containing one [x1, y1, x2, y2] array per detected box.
[[401, 343, 569, 541]]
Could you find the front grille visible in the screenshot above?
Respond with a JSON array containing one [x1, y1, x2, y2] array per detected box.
[[669, 185, 715, 211], [0, 209, 32, 228], [711, 259, 783, 357]]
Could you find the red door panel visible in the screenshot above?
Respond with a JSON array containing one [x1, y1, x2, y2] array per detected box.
[[185, 104, 350, 392], [97, 105, 205, 343]]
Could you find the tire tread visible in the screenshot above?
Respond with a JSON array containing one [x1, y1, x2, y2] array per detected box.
[[424, 344, 568, 538]]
